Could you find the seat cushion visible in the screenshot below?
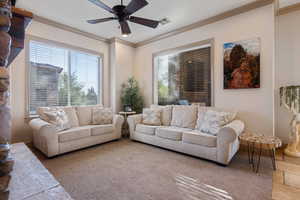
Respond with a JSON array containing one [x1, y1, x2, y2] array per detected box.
[[182, 131, 217, 147], [156, 127, 192, 141], [171, 105, 198, 129], [136, 124, 159, 135], [90, 125, 114, 136], [58, 127, 91, 143]]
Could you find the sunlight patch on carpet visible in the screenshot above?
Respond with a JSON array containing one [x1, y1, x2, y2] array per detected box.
[[175, 174, 234, 200]]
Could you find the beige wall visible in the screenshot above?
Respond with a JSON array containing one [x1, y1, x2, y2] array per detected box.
[[134, 5, 275, 136], [9, 20, 110, 143], [110, 41, 135, 113], [276, 10, 300, 143]]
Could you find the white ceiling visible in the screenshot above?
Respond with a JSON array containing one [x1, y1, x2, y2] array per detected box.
[[16, 0, 296, 43]]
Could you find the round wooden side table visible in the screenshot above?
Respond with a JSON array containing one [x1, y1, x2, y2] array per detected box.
[[239, 132, 282, 173], [119, 111, 136, 137]]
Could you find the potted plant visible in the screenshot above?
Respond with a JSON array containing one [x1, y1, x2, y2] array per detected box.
[[121, 77, 144, 113], [280, 85, 300, 157]]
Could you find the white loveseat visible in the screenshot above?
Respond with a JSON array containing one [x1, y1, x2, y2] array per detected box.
[[128, 105, 245, 165], [29, 105, 124, 157]]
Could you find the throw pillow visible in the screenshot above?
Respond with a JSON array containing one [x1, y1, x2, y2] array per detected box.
[[196, 107, 237, 129], [142, 108, 161, 126], [37, 107, 59, 122], [170, 105, 198, 129], [150, 105, 172, 126], [43, 109, 71, 132], [76, 105, 103, 126], [92, 107, 113, 125], [199, 110, 234, 135], [63, 107, 80, 128]]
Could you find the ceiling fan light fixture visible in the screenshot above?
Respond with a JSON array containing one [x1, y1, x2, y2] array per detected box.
[[159, 18, 170, 25], [122, 33, 129, 37]]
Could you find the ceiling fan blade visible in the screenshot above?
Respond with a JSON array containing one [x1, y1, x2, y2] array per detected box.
[[120, 21, 131, 35], [87, 17, 116, 24], [129, 16, 159, 28], [124, 0, 148, 15], [88, 0, 115, 14]]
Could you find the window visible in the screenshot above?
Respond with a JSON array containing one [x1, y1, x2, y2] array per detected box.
[[154, 45, 212, 106], [28, 40, 102, 115]]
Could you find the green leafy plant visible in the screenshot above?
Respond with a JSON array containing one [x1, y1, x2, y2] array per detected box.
[[121, 77, 144, 113], [280, 85, 300, 113]]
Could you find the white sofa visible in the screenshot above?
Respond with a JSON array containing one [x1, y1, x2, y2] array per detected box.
[[29, 105, 124, 157], [128, 106, 245, 165]]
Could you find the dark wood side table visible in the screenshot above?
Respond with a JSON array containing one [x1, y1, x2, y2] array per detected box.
[[119, 111, 137, 137], [239, 132, 282, 173]]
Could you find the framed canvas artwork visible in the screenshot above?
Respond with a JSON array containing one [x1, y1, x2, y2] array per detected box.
[[223, 38, 260, 89]]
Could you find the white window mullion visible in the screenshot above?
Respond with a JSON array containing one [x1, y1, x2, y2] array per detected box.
[[67, 50, 71, 106]]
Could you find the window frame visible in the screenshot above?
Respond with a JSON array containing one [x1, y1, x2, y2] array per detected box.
[[152, 39, 215, 106], [25, 35, 104, 117]]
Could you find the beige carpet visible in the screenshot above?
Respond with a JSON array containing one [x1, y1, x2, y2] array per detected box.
[[34, 139, 272, 200]]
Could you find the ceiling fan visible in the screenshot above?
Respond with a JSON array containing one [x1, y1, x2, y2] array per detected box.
[[87, 0, 160, 37]]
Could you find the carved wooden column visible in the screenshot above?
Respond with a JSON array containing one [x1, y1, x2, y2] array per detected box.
[[0, 0, 13, 198]]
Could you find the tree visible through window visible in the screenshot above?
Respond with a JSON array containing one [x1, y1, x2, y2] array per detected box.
[[29, 40, 101, 115]]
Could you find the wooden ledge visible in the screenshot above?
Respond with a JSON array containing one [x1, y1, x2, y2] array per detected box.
[[12, 7, 33, 18]]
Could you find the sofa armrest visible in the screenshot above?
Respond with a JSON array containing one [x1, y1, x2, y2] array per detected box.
[[217, 120, 245, 165], [113, 114, 124, 138], [127, 114, 142, 138], [29, 118, 59, 157]]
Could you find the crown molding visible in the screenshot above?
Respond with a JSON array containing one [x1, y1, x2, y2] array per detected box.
[[135, 0, 274, 47], [278, 3, 300, 16], [33, 15, 110, 43], [109, 37, 137, 48]]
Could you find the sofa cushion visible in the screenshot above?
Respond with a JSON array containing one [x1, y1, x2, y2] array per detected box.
[[89, 125, 114, 136], [58, 127, 91, 143], [92, 107, 113, 125], [196, 107, 237, 129], [198, 110, 236, 136], [150, 105, 172, 126], [182, 131, 217, 147], [63, 107, 79, 128], [43, 109, 71, 132], [76, 105, 103, 126], [156, 127, 192, 141], [142, 108, 161, 126], [37, 107, 60, 122], [171, 105, 198, 129], [136, 124, 159, 135]]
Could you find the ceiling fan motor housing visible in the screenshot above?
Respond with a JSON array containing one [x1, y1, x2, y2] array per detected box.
[[113, 5, 128, 22]]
